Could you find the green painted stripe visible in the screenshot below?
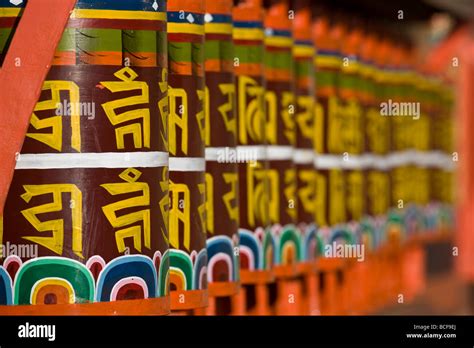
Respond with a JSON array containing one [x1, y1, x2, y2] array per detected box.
[[295, 60, 313, 78], [169, 41, 204, 64], [204, 39, 233, 61], [123, 29, 157, 53], [76, 28, 122, 52], [157, 30, 167, 55], [315, 70, 338, 88], [56, 28, 76, 52], [338, 74, 363, 91], [234, 44, 263, 64], [0, 27, 11, 54], [264, 50, 292, 70]]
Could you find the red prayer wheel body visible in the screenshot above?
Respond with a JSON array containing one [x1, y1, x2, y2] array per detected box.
[[0, 0, 170, 315], [204, 0, 241, 302], [264, 0, 300, 280], [167, 0, 208, 311], [233, 0, 273, 283]]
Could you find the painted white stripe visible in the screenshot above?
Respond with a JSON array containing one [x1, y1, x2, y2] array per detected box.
[[205, 147, 226, 161], [205, 146, 260, 163], [312, 151, 456, 170], [169, 157, 206, 172], [428, 151, 443, 168], [314, 154, 343, 169], [386, 151, 411, 168], [384, 151, 456, 169], [416, 151, 456, 170], [236, 145, 267, 161], [360, 154, 375, 168], [442, 156, 456, 171], [413, 151, 430, 167], [407, 149, 420, 164], [371, 155, 390, 171], [266, 145, 293, 161], [341, 155, 365, 170], [293, 149, 314, 164], [15, 152, 168, 170]]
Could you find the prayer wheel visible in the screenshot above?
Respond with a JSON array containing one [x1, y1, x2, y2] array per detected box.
[[293, 1, 320, 315], [203, 0, 240, 314], [264, 0, 301, 315], [363, 29, 391, 248], [359, 25, 390, 313], [233, 0, 274, 315], [339, 19, 365, 227], [313, 11, 348, 315], [167, 0, 208, 311], [264, 0, 298, 278], [313, 12, 348, 229], [0, 0, 170, 315]]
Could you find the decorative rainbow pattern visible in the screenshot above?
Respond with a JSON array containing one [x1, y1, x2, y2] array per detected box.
[[0, 267, 12, 305], [316, 226, 332, 253], [275, 224, 302, 266], [1, 253, 168, 306], [95, 255, 158, 302], [193, 249, 208, 290], [328, 226, 356, 245], [423, 203, 439, 232], [316, 231, 326, 258], [300, 224, 322, 261], [386, 209, 406, 242], [206, 235, 237, 283], [347, 221, 363, 245], [14, 257, 95, 305], [86, 255, 106, 282], [168, 249, 194, 292], [3, 255, 22, 281], [373, 215, 388, 249], [239, 227, 275, 271], [404, 204, 425, 237], [167, 249, 208, 292], [158, 250, 170, 296], [360, 218, 376, 251], [438, 204, 454, 231]]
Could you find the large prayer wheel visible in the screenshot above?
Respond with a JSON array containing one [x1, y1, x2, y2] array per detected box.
[[0, 0, 169, 315]]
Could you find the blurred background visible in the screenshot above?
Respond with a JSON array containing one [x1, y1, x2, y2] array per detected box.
[[312, 0, 474, 315]]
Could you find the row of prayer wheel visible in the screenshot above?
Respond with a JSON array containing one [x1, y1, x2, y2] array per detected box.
[[0, 0, 455, 315]]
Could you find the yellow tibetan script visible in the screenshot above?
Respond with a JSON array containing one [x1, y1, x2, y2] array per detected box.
[[21, 184, 83, 258], [101, 168, 151, 253]]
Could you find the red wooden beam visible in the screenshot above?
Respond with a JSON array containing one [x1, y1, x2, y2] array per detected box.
[[0, 0, 76, 212]]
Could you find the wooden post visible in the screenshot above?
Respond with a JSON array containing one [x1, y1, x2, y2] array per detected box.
[[0, 0, 76, 214]]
